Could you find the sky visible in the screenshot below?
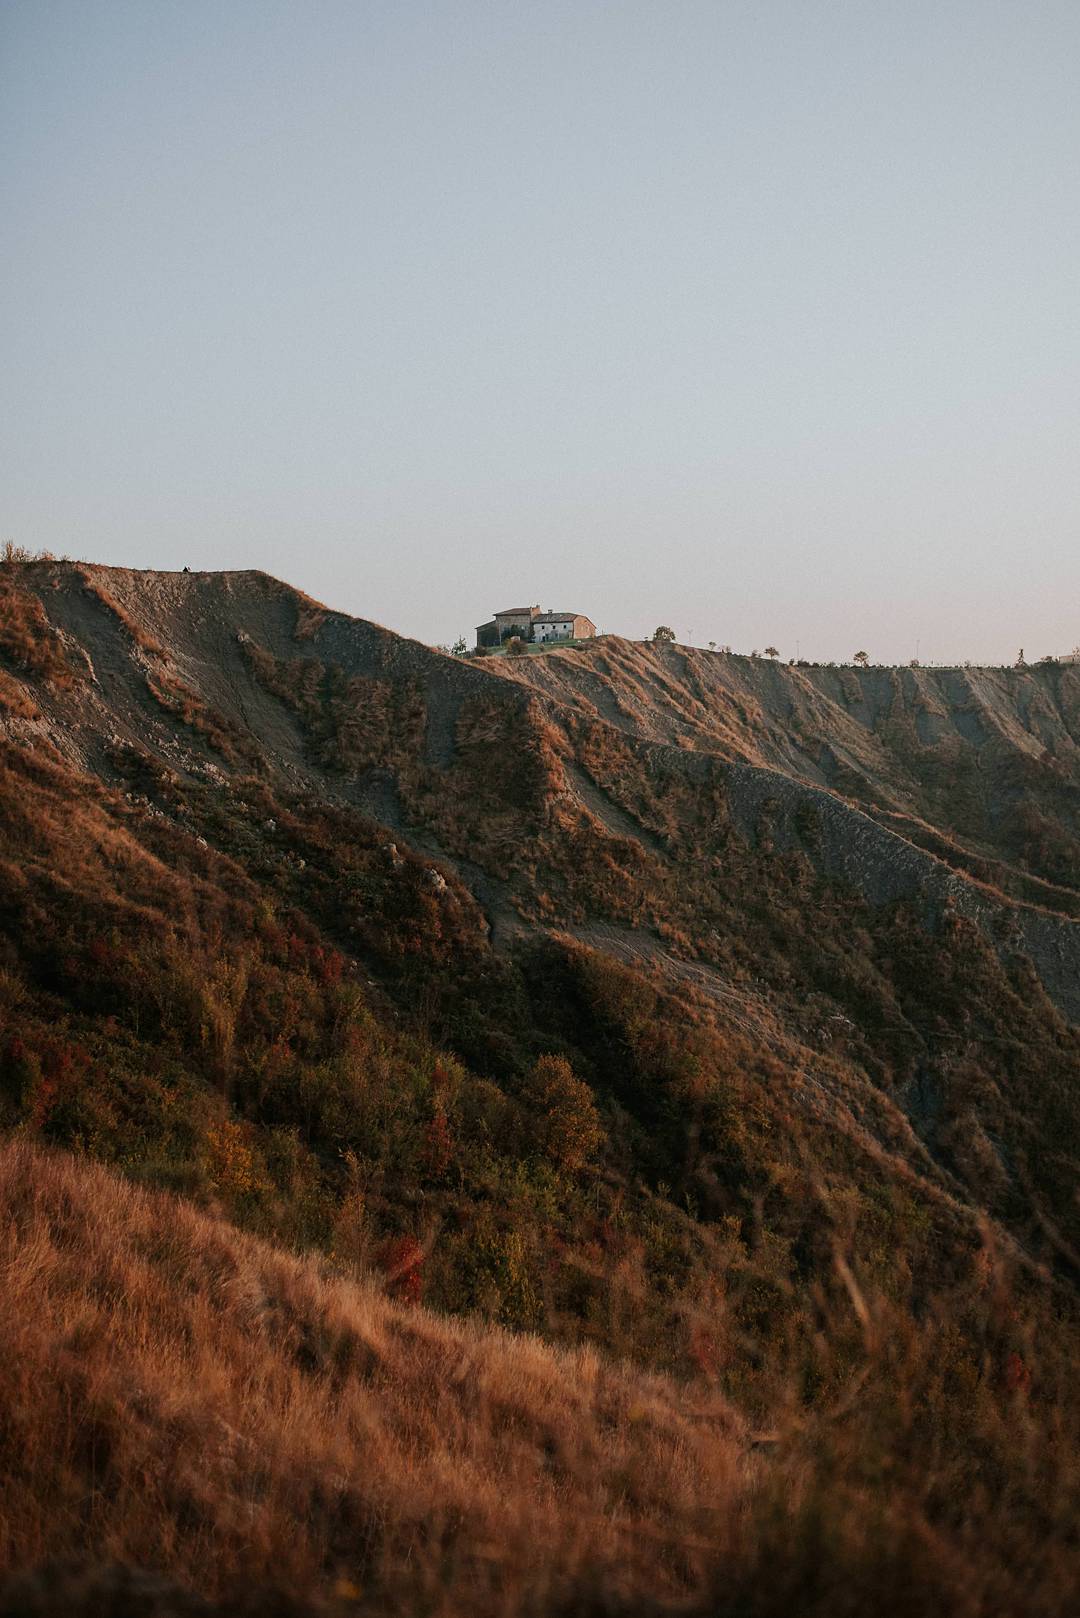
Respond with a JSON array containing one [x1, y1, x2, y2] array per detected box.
[[2, 1, 1078, 663]]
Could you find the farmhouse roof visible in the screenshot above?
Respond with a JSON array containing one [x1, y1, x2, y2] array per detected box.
[[494, 605, 536, 616], [534, 610, 587, 623]]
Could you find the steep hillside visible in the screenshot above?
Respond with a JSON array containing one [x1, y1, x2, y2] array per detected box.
[[490, 635, 1080, 909], [7, 561, 1080, 997], [2, 556, 1079, 1612], [3, 555, 1080, 1285]]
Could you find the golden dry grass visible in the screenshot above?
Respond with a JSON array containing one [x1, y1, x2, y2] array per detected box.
[[5, 1140, 1077, 1617], [0, 1139, 748, 1615], [0, 668, 38, 718], [0, 575, 79, 686]]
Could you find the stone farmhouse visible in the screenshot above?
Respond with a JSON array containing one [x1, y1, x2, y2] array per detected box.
[[475, 605, 597, 650]]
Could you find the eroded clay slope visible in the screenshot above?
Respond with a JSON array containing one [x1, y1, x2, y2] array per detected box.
[[4, 560, 1080, 1025]]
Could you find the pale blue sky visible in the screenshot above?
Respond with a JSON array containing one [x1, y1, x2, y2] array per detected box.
[[3, 1, 1078, 661]]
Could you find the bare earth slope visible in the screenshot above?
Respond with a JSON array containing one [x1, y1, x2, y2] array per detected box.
[[490, 635, 1080, 908]]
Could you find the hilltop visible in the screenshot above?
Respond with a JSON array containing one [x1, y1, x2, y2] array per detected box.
[[1, 557, 1079, 1613]]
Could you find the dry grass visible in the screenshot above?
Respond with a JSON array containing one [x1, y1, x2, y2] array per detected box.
[[293, 594, 330, 643], [144, 668, 259, 766], [0, 1139, 748, 1615], [76, 568, 166, 658], [0, 668, 38, 718], [0, 576, 79, 687], [3, 1142, 1078, 1617]]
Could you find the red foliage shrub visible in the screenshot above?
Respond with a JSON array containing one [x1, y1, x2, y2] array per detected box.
[[376, 1234, 425, 1304], [1003, 1351, 1032, 1397], [313, 945, 345, 986], [422, 1110, 454, 1179]]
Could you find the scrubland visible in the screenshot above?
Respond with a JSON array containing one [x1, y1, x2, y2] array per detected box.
[[1, 559, 1079, 1613]]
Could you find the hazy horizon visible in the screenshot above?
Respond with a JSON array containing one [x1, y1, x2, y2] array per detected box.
[[3, 1, 1079, 664]]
